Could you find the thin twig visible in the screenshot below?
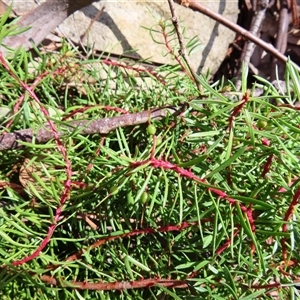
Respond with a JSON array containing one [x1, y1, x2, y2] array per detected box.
[[291, 0, 299, 26], [167, 0, 202, 92], [236, 0, 269, 90], [0, 105, 183, 151], [271, 0, 289, 81], [175, 0, 300, 73], [40, 275, 188, 290], [275, 0, 289, 54], [80, 6, 105, 43]]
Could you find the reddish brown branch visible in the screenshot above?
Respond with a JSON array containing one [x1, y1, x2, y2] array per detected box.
[[175, 0, 300, 73], [261, 154, 274, 178], [281, 187, 300, 260], [40, 275, 188, 290], [43, 221, 199, 272], [0, 43, 74, 268], [228, 91, 250, 132], [216, 226, 240, 255], [101, 59, 166, 85]]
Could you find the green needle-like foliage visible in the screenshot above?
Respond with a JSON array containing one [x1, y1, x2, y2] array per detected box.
[[0, 8, 300, 300]]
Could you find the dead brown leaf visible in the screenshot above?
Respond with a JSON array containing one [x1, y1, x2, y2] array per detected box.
[[78, 212, 98, 230], [19, 157, 51, 196]]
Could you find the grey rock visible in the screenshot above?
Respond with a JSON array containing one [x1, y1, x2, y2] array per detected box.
[[3, 0, 238, 76]]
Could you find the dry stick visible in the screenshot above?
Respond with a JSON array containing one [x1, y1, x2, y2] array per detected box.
[[175, 0, 300, 73], [271, 0, 289, 81], [235, 0, 269, 91], [291, 0, 299, 26], [80, 6, 105, 43], [167, 0, 202, 92], [0, 106, 183, 151], [275, 0, 289, 53]]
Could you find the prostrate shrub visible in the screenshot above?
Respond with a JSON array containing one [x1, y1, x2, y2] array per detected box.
[[0, 7, 300, 300]]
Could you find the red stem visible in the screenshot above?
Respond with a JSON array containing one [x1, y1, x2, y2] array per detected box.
[[40, 275, 189, 290], [0, 54, 73, 267], [281, 187, 300, 260], [228, 92, 250, 132]]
